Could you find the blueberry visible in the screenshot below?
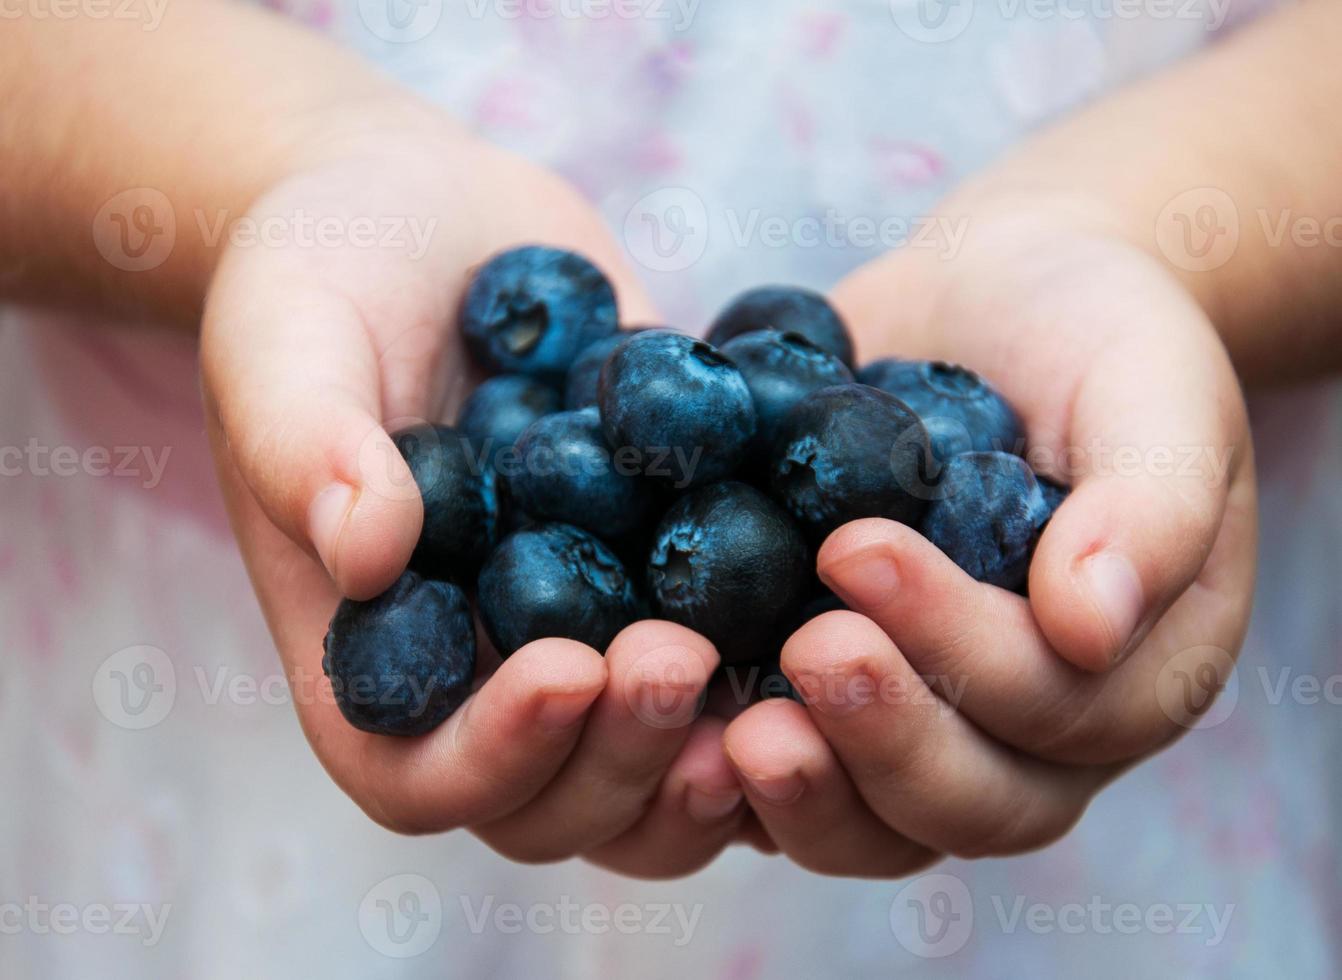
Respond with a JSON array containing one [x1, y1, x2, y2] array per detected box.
[[564, 329, 650, 410], [707, 286, 854, 367], [598, 331, 756, 489], [719, 329, 854, 456], [506, 407, 648, 538], [716, 656, 800, 706], [393, 423, 496, 579], [477, 523, 639, 657], [461, 245, 618, 381], [322, 571, 476, 736], [858, 359, 1023, 466], [1037, 474, 1071, 518], [769, 384, 931, 541], [921, 451, 1052, 591], [456, 375, 562, 468], [648, 481, 809, 665]]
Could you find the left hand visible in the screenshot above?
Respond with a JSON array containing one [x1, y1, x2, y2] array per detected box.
[[721, 200, 1258, 876]]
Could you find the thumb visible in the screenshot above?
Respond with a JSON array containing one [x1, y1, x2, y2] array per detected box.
[[202, 263, 422, 601], [1028, 315, 1247, 672]]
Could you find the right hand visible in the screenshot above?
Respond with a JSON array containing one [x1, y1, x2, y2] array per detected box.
[[202, 105, 745, 876]]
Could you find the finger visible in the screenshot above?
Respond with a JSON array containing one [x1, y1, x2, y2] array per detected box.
[[783, 611, 1108, 857], [819, 488, 1255, 765], [474, 621, 718, 863], [584, 717, 746, 879], [724, 699, 937, 877], [1029, 299, 1246, 669], [207, 422, 605, 835], [202, 255, 423, 600], [833, 239, 1247, 673], [818, 519, 1116, 761], [734, 812, 781, 855]]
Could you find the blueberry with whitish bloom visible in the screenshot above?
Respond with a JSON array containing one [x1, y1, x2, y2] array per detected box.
[[648, 481, 809, 665], [477, 523, 640, 658], [769, 384, 931, 541], [456, 374, 562, 468], [858, 358, 1024, 466], [719, 328, 854, 457], [921, 451, 1053, 592], [506, 407, 649, 538], [461, 245, 618, 381], [564, 328, 652, 410], [707, 286, 855, 367], [393, 423, 496, 579], [598, 330, 756, 489], [322, 570, 476, 736]]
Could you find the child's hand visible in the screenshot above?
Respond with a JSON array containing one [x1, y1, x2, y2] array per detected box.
[[722, 201, 1258, 875], [201, 113, 744, 874]]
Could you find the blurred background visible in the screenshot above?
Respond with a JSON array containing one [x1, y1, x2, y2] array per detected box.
[[3, 0, 1339, 976]]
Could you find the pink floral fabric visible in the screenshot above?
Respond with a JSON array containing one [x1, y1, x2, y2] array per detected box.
[[4, 2, 1339, 978]]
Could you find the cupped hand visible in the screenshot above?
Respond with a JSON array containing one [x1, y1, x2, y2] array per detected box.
[[201, 108, 743, 875], [722, 201, 1258, 876]]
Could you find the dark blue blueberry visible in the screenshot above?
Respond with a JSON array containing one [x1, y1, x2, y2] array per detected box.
[[477, 523, 639, 657], [564, 329, 651, 410], [707, 286, 854, 367], [858, 358, 1024, 466], [921, 451, 1052, 592], [461, 245, 618, 381], [715, 657, 800, 706], [393, 423, 496, 579], [719, 329, 854, 456], [648, 481, 809, 665], [769, 384, 931, 541], [505, 407, 648, 538], [322, 571, 476, 736], [456, 375, 561, 468], [1037, 474, 1071, 518], [598, 331, 756, 489]]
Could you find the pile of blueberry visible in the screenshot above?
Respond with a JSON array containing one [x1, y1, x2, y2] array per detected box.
[[322, 246, 1067, 736]]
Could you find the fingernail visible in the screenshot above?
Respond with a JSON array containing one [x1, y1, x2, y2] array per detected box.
[[820, 544, 898, 609], [745, 772, 805, 806], [1082, 551, 1144, 662], [309, 482, 356, 582], [685, 786, 744, 824], [536, 691, 595, 732]]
